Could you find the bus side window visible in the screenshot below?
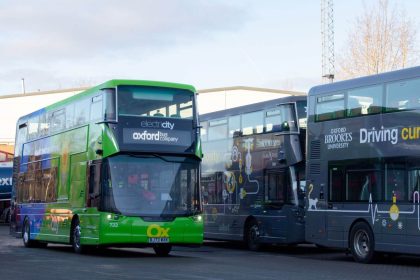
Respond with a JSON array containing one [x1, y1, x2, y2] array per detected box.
[[27, 116, 40, 140], [265, 171, 288, 204], [50, 109, 65, 133], [205, 172, 224, 204], [329, 167, 345, 201], [228, 115, 241, 138], [386, 78, 420, 111], [90, 94, 103, 121], [347, 171, 375, 201], [208, 119, 227, 141], [315, 94, 345, 122], [347, 85, 383, 117], [74, 99, 90, 126], [39, 113, 49, 137], [200, 121, 208, 142], [408, 169, 420, 201], [42, 166, 58, 203], [17, 123, 28, 147], [66, 103, 75, 129], [215, 172, 224, 204], [385, 165, 406, 201], [242, 111, 264, 135]]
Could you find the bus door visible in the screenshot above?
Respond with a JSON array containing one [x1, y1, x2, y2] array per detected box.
[[324, 166, 345, 243], [263, 169, 293, 240], [203, 172, 227, 235], [76, 160, 103, 239], [305, 166, 330, 243], [378, 165, 407, 242]]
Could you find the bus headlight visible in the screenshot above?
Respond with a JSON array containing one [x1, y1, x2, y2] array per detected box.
[[192, 215, 203, 222]]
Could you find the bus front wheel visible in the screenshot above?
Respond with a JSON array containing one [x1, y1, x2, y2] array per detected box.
[[349, 222, 376, 263], [153, 244, 172, 256], [245, 220, 261, 251], [71, 217, 87, 254], [23, 219, 35, 248], [23, 219, 47, 248]]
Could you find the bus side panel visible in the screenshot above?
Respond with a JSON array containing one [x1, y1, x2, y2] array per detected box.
[[78, 209, 100, 245], [70, 162, 86, 208], [305, 169, 327, 245], [19, 203, 46, 241]]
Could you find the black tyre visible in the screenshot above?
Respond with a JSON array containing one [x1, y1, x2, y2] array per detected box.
[[153, 244, 172, 256], [245, 220, 261, 251], [22, 219, 36, 248], [71, 217, 86, 254], [349, 222, 376, 263]]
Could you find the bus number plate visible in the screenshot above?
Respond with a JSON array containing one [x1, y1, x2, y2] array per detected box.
[[148, 238, 170, 243]]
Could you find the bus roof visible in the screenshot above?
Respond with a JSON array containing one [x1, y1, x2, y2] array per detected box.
[[200, 95, 306, 121], [16, 79, 196, 124], [308, 66, 420, 96]]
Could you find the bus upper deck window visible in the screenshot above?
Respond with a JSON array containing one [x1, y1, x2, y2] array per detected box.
[[347, 85, 383, 117], [117, 85, 194, 119], [315, 94, 345, 121], [27, 116, 40, 140], [386, 78, 420, 111], [103, 88, 117, 122]]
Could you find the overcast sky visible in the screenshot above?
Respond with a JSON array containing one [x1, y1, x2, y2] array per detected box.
[[1, 0, 419, 95]]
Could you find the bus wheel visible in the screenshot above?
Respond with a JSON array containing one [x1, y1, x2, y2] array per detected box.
[[349, 222, 376, 263], [71, 218, 86, 254], [23, 219, 35, 248], [153, 244, 172, 256], [246, 220, 261, 251]]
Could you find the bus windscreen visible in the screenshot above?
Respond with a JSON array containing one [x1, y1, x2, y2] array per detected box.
[[102, 155, 200, 217], [118, 86, 194, 119]]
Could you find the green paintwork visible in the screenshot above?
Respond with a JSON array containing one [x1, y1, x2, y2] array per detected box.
[[98, 213, 203, 245], [102, 125, 120, 157], [195, 138, 203, 159]]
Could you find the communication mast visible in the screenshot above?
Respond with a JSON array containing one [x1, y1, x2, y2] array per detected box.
[[321, 0, 335, 83]]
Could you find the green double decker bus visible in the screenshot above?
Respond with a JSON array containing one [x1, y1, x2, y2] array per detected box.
[[10, 80, 203, 255]]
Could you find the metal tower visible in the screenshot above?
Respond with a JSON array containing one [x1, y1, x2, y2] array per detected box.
[[321, 0, 335, 83]]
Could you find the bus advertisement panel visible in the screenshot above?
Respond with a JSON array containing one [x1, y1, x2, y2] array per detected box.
[[10, 80, 203, 255], [305, 66, 420, 262]]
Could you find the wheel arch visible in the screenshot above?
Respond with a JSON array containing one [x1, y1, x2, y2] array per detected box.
[[347, 218, 372, 248], [70, 214, 80, 244], [22, 215, 30, 236], [243, 215, 258, 240]]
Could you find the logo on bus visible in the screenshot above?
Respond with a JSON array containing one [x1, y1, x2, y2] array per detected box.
[[360, 126, 420, 145], [141, 120, 175, 130], [324, 127, 353, 150], [132, 130, 179, 143], [147, 224, 170, 243], [360, 126, 398, 145], [325, 125, 420, 149], [0, 177, 12, 186]]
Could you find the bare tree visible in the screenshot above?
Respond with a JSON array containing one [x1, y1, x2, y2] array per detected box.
[[337, 0, 419, 79]]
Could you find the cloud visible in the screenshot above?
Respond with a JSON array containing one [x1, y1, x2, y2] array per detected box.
[[0, 1, 249, 61], [0, 0, 251, 93]]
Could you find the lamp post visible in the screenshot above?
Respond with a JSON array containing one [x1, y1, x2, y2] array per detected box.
[[21, 78, 26, 94]]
